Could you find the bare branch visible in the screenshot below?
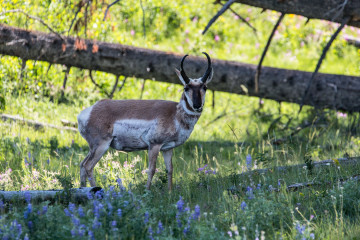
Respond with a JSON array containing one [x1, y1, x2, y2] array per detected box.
[[68, 2, 84, 35], [140, 79, 146, 99], [299, 16, 351, 113], [0, 9, 63, 40], [103, 0, 121, 21], [216, 1, 257, 36], [61, 66, 71, 97], [254, 13, 285, 93], [19, 58, 27, 83], [202, 0, 236, 35], [140, 0, 146, 38], [118, 76, 127, 92]]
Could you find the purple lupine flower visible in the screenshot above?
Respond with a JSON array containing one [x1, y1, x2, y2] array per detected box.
[[192, 205, 200, 220], [28, 152, 31, 160], [183, 226, 190, 235], [117, 208, 122, 217], [78, 225, 86, 237], [24, 204, 32, 219], [27, 221, 33, 229], [176, 213, 182, 227], [0, 200, 4, 210], [148, 226, 154, 240], [257, 183, 261, 189], [78, 206, 85, 217], [241, 201, 247, 210], [107, 202, 113, 215], [111, 221, 117, 228], [246, 186, 254, 199], [310, 233, 315, 239], [68, 203, 76, 213], [42, 205, 48, 215], [71, 229, 76, 237], [46, 158, 50, 165], [278, 179, 281, 187], [95, 189, 104, 199], [88, 230, 95, 240], [246, 154, 252, 170], [144, 211, 149, 224], [24, 192, 31, 203], [177, 197, 185, 212], [71, 215, 80, 226], [185, 206, 190, 212], [87, 191, 93, 200], [197, 164, 208, 172], [64, 208, 71, 217], [157, 221, 164, 234], [92, 218, 101, 229], [26, 137, 30, 144], [24, 234, 29, 240]]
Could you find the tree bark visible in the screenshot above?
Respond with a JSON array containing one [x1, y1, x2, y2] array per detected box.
[[0, 187, 102, 203], [1, 24, 360, 111], [233, 0, 360, 29]]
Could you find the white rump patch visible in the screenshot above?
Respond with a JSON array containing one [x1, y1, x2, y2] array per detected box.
[[77, 105, 93, 133]]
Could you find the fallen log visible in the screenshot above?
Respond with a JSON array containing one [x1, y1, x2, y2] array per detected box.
[[0, 113, 78, 132], [1, 24, 360, 111], [247, 156, 360, 176], [0, 187, 102, 203], [233, 0, 360, 29]]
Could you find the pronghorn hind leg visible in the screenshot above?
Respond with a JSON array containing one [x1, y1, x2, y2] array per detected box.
[[82, 139, 112, 187], [146, 144, 162, 190], [162, 149, 173, 191]]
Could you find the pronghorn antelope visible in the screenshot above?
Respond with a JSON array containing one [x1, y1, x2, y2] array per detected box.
[[77, 52, 213, 190]]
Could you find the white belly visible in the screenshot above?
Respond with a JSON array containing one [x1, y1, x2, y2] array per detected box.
[[110, 119, 156, 151]]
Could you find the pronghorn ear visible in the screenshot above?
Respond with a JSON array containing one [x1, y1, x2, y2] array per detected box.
[[203, 68, 214, 84], [175, 68, 187, 86]]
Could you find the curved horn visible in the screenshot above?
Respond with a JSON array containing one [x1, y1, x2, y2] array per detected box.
[[180, 54, 190, 84], [201, 52, 212, 83]]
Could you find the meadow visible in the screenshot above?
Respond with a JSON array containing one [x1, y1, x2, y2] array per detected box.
[[1, 0, 360, 239]]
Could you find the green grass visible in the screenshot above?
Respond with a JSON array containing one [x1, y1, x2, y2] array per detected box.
[[1, 0, 360, 239]]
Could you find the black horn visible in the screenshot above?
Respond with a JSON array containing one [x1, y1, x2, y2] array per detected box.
[[201, 52, 212, 83], [180, 54, 190, 84]]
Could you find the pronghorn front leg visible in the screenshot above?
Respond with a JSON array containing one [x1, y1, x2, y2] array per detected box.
[[80, 150, 95, 187], [146, 144, 162, 190], [162, 149, 173, 191], [82, 139, 112, 187]]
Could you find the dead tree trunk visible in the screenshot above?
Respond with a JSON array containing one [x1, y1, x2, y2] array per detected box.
[[1, 24, 360, 111], [233, 0, 360, 28]]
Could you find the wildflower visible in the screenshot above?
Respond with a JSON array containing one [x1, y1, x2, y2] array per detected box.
[[0, 200, 4, 210], [246, 154, 252, 170], [157, 221, 164, 234], [46, 158, 50, 165], [192, 16, 198, 22], [310, 215, 314, 221], [88, 230, 95, 240], [246, 186, 254, 199], [176, 213, 182, 227], [177, 197, 185, 212], [228, 231, 233, 237], [148, 226, 154, 240], [71, 215, 80, 226], [310, 233, 315, 239], [214, 35, 220, 42], [92, 218, 101, 229], [95, 190, 103, 199], [144, 211, 149, 224], [337, 112, 347, 118], [130, 30, 135, 36], [197, 164, 208, 172], [24, 204, 32, 219], [117, 208, 122, 217], [78, 206, 85, 217], [27, 221, 33, 229], [257, 183, 261, 189], [68, 203, 76, 213], [192, 205, 200, 220], [107, 202, 113, 215], [64, 208, 71, 217], [26, 137, 30, 144], [87, 191, 94, 200], [42, 205, 48, 215], [183, 226, 190, 235], [241, 201, 247, 211], [111, 221, 117, 228], [24, 234, 29, 240]]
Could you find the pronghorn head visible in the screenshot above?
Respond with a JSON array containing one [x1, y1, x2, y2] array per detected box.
[[175, 52, 213, 113]]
